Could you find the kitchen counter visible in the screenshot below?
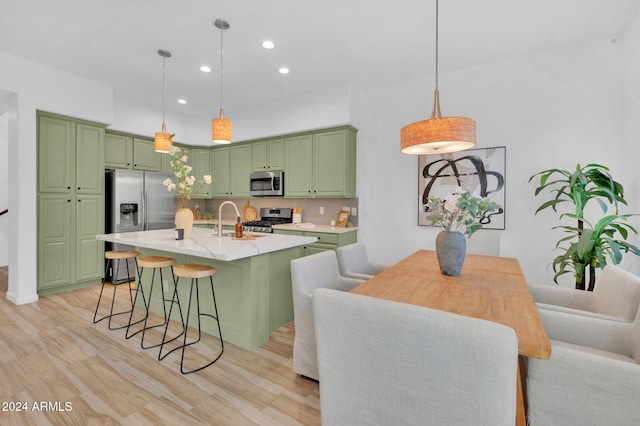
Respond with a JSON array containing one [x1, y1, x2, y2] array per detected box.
[[272, 223, 358, 233], [96, 227, 316, 261], [96, 227, 316, 350]]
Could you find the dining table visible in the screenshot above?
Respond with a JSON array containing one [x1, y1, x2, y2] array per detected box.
[[351, 250, 551, 426]]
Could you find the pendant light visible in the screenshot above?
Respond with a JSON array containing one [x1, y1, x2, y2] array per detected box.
[[154, 49, 173, 153], [212, 18, 232, 144], [400, 0, 475, 155]]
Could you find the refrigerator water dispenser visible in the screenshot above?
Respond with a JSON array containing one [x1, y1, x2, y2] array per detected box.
[[120, 203, 138, 227]]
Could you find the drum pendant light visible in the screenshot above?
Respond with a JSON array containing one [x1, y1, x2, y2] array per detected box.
[[400, 0, 475, 155], [154, 49, 173, 153], [212, 18, 232, 144]]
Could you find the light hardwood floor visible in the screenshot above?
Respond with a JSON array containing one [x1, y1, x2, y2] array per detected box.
[[0, 283, 320, 425]]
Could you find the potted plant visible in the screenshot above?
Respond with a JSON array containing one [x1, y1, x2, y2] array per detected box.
[[530, 163, 640, 290], [425, 188, 501, 276]]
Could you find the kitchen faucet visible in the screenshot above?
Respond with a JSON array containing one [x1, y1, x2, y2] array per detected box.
[[218, 201, 241, 237]]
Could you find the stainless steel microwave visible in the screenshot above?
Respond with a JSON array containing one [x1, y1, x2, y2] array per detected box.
[[250, 171, 284, 196]]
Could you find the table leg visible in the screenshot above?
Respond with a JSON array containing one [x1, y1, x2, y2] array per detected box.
[[516, 355, 528, 426]]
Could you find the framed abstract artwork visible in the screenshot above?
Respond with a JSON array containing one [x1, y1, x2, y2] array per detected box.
[[418, 146, 506, 229]]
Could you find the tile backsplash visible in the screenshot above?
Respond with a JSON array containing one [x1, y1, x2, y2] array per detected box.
[[180, 197, 359, 226]]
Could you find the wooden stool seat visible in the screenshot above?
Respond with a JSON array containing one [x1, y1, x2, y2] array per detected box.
[[105, 250, 139, 260], [174, 264, 216, 279], [138, 256, 176, 269]]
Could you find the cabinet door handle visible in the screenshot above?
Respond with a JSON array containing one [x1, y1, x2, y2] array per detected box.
[[77, 199, 82, 202], [77, 187, 81, 190], [67, 199, 71, 202], [67, 186, 71, 189]]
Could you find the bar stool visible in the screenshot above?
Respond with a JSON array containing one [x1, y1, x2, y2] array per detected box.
[[159, 264, 224, 374], [126, 255, 183, 350], [93, 250, 139, 330]]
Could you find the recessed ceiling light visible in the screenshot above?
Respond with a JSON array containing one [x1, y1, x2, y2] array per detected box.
[[262, 40, 275, 49], [200, 65, 212, 73], [178, 99, 187, 104], [279, 67, 290, 74]]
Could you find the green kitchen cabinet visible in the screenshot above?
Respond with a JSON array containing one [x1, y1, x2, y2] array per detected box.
[[76, 124, 105, 193], [190, 148, 212, 198], [211, 147, 230, 197], [284, 126, 357, 198], [211, 144, 251, 198], [75, 194, 104, 282], [38, 115, 74, 193], [273, 228, 357, 256], [229, 144, 252, 198], [38, 193, 73, 290], [132, 137, 161, 171], [283, 134, 313, 197], [37, 111, 105, 294], [105, 133, 133, 169], [251, 138, 284, 171]]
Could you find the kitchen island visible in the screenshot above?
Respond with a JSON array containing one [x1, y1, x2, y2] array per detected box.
[[97, 227, 316, 350]]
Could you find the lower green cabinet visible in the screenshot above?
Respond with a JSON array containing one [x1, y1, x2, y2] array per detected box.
[[273, 229, 357, 256], [38, 193, 104, 293]]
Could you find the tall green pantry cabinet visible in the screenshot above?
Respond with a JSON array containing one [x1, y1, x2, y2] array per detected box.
[[37, 112, 106, 295]]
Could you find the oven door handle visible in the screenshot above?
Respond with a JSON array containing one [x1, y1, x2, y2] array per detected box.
[[271, 176, 275, 192]]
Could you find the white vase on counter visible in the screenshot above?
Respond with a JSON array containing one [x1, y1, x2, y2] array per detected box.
[[175, 208, 194, 239]]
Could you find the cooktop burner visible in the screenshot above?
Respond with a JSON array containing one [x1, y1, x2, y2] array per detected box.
[[242, 208, 293, 233]]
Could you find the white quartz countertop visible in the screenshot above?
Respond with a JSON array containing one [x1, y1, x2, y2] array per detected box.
[[272, 223, 358, 234], [97, 227, 316, 261]]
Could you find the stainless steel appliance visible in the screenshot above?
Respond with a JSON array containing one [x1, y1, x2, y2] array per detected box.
[[242, 207, 293, 233], [250, 171, 284, 197], [105, 169, 175, 282]]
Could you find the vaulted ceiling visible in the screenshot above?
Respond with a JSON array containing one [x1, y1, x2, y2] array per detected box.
[[2, 0, 639, 118]]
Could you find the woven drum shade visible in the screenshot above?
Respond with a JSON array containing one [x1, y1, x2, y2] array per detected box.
[[212, 109, 232, 144], [400, 116, 476, 155], [154, 123, 173, 153]]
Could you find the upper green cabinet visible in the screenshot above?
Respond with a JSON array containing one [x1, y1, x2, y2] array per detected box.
[[105, 131, 164, 172], [211, 144, 252, 198], [132, 137, 161, 171], [252, 138, 284, 172], [284, 126, 357, 198], [38, 113, 105, 194], [105, 133, 133, 169], [190, 148, 212, 198]]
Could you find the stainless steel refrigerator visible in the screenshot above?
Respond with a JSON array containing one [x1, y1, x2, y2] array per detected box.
[[105, 169, 175, 283]]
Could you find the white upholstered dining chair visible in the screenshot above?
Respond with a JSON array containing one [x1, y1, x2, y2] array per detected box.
[[290, 250, 365, 380], [336, 242, 389, 280], [530, 265, 640, 322], [313, 288, 518, 425], [527, 305, 640, 425]]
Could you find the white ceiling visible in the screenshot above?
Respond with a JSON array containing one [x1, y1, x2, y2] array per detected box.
[[2, 0, 639, 119]]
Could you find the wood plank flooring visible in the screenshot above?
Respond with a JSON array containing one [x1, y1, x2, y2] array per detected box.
[[0, 283, 320, 425]]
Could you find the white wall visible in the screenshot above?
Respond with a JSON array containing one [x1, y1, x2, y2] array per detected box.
[[183, 84, 352, 145], [357, 36, 626, 286], [0, 51, 113, 304]]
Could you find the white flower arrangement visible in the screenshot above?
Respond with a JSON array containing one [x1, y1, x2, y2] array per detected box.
[[163, 145, 212, 209], [425, 187, 501, 238]]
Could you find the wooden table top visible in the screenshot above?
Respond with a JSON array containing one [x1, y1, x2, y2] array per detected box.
[[352, 250, 551, 360]]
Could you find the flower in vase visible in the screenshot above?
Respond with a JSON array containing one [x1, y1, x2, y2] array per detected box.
[[425, 187, 501, 238], [162, 146, 212, 209]]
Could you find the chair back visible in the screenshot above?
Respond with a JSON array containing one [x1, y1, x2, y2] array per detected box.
[[593, 265, 640, 321], [313, 288, 518, 426], [466, 231, 500, 256], [336, 242, 370, 276]]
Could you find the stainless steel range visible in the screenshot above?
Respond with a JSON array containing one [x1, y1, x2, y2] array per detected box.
[[243, 207, 293, 233]]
